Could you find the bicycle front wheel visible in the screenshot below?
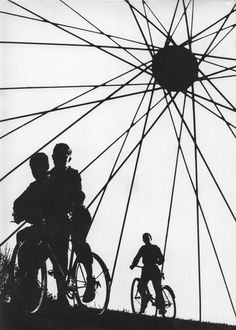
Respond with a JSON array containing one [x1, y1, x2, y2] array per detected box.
[[131, 278, 158, 316], [130, 278, 142, 314], [9, 241, 47, 314], [162, 285, 176, 318], [73, 252, 110, 315]]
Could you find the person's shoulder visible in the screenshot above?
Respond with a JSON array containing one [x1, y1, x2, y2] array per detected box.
[[27, 180, 38, 190], [67, 166, 78, 174], [67, 166, 80, 176]]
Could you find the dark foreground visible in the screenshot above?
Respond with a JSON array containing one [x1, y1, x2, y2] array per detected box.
[[0, 303, 235, 330]]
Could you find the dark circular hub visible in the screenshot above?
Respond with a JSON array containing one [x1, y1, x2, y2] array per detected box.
[[152, 46, 198, 92]]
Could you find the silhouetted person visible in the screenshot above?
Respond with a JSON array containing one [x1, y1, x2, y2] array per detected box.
[[13, 152, 49, 228], [12, 153, 50, 304], [130, 233, 166, 315], [48, 143, 95, 303], [13, 152, 69, 307]]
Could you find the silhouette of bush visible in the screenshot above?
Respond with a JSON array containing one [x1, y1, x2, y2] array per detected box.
[[0, 246, 12, 297]]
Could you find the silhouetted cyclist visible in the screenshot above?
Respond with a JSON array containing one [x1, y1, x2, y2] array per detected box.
[[130, 233, 166, 315], [48, 143, 95, 303]]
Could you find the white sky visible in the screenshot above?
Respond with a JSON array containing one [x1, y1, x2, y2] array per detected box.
[[1, 0, 236, 325]]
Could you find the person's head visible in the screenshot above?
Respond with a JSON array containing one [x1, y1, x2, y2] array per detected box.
[[29, 153, 49, 181], [142, 232, 152, 245], [52, 143, 72, 169]]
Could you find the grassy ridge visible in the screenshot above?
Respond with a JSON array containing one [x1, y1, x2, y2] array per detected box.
[[1, 303, 235, 330]]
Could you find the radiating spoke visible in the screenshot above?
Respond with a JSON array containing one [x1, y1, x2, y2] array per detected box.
[[0, 10, 154, 49], [126, 0, 153, 56], [182, 0, 192, 49], [0, 82, 153, 91], [124, 0, 176, 45], [169, 0, 191, 42], [162, 91, 186, 265], [8, 0, 151, 72], [90, 77, 154, 222], [0, 64, 152, 181], [190, 23, 236, 46], [87, 92, 179, 208], [0, 61, 153, 122], [199, 81, 236, 140], [199, 68, 236, 112], [165, 92, 236, 223], [143, 0, 169, 35], [186, 88, 235, 113], [81, 94, 166, 176], [1, 84, 163, 123], [59, 0, 149, 66], [181, 5, 236, 47], [110, 81, 156, 283], [185, 91, 236, 130], [142, 1, 154, 56], [191, 84, 202, 321], [168, 104, 236, 318], [0, 40, 153, 51]]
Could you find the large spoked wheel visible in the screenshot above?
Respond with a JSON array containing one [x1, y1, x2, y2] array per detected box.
[[162, 285, 176, 318], [73, 252, 110, 315], [9, 241, 47, 314]]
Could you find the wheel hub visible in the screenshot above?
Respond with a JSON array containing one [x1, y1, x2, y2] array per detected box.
[[152, 46, 198, 92]]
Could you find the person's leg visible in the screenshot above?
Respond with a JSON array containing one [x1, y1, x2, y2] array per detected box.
[[151, 268, 165, 315], [49, 231, 69, 303], [138, 269, 150, 313], [72, 239, 93, 276], [71, 221, 95, 303]]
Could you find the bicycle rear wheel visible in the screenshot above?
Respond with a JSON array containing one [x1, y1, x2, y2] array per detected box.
[[9, 241, 47, 314], [73, 252, 110, 315], [162, 285, 176, 318]]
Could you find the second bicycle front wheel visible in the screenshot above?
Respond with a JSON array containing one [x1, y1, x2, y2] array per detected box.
[[9, 241, 47, 314], [73, 252, 111, 315], [162, 285, 176, 318]]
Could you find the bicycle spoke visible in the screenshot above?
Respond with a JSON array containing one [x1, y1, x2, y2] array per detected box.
[[0, 61, 152, 122], [162, 92, 187, 266], [167, 92, 236, 223], [90, 77, 153, 222], [0, 10, 156, 49], [0, 65, 152, 181], [59, 0, 149, 66], [124, 0, 176, 46], [8, 0, 150, 72], [87, 93, 177, 209], [181, 3, 236, 47]]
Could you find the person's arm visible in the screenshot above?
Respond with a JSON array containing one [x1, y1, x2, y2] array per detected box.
[[156, 246, 164, 265], [130, 247, 143, 270], [72, 170, 86, 206], [13, 184, 34, 224]]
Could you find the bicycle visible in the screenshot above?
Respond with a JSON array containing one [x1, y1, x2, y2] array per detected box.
[[8, 225, 111, 315], [130, 266, 176, 318]]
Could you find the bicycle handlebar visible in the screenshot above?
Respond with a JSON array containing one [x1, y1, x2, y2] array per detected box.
[[133, 265, 165, 279]]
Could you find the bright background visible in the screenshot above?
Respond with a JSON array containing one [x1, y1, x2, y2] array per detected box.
[[0, 0, 236, 325]]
